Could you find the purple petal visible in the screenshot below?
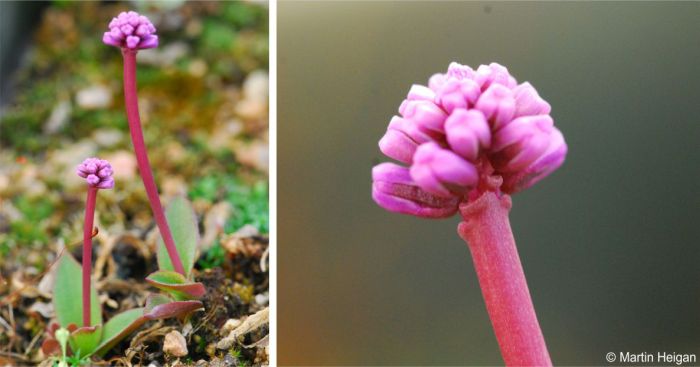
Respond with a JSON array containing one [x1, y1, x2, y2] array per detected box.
[[126, 36, 140, 49], [387, 116, 436, 144], [120, 24, 135, 36], [474, 84, 515, 130], [428, 73, 447, 92], [491, 115, 553, 152], [445, 109, 491, 161], [475, 62, 518, 91], [139, 35, 159, 49], [406, 84, 436, 102], [103, 33, 122, 47], [86, 174, 100, 186], [410, 143, 478, 197], [379, 129, 418, 164], [446, 62, 475, 80], [110, 27, 125, 40], [513, 82, 551, 117], [400, 100, 447, 133], [96, 178, 115, 189], [436, 78, 480, 114], [502, 128, 567, 193], [372, 163, 459, 218]]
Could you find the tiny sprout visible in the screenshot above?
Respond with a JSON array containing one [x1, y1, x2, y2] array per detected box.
[[55, 327, 70, 358]]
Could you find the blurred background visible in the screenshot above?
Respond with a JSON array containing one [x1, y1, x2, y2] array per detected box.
[[278, 2, 700, 365], [1, 1, 269, 365]]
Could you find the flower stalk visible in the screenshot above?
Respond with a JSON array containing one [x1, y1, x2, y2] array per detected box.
[[458, 191, 551, 366], [81, 186, 97, 327], [121, 49, 186, 276], [76, 157, 115, 327]]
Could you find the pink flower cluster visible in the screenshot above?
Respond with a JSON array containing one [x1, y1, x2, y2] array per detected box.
[[373, 62, 567, 218], [102, 11, 158, 50], [76, 158, 114, 189]]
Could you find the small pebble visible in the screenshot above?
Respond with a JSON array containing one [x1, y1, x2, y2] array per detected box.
[[188, 59, 208, 77], [76, 85, 112, 109], [104, 151, 137, 180], [223, 354, 238, 366], [243, 70, 268, 103], [255, 293, 269, 306], [163, 330, 188, 357], [44, 100, 71, 134], [92, 129, 123, 148], [221, 318, 242, 335]]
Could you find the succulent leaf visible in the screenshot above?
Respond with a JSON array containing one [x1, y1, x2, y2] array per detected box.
[[54, 253, 102, 327], [156, 197, 199, 277], [146, 270, 206, 300]]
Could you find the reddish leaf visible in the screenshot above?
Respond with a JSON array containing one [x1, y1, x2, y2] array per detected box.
[[144, 293, 203, 320], [145, 270, 206, 300]]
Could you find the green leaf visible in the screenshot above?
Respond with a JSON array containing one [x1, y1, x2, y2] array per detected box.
[[54, 253, 102, 327], [157, 196, 199, 277], [69, 325, 102, 357], [95, 308, 145, 356], [146, 270, 206, 300]]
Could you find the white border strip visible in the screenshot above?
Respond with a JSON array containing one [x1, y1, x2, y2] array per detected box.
[[267, 0, 277, 365]]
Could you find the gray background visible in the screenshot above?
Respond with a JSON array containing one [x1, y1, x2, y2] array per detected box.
[[278, 2, 700, 365]]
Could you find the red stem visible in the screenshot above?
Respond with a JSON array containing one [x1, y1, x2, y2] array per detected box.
[[457, 191, 551, 366], [82, 186, 97, 327], [121, 49, 186, 276]]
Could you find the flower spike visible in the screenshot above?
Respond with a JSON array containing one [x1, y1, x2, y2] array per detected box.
[[77, 158, 114, 189], [103, 11, 158, 50]]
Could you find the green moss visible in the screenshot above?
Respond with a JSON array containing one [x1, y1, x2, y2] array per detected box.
[[189, 174, 269, 234], [197, 240, 225, 270], [202, 19, 238, 52]]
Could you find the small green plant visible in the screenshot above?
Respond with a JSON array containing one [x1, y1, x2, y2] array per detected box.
[[42, 159, 204, 359]]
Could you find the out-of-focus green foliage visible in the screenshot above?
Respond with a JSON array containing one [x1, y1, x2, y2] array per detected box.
[[189, 173, 269, 234]]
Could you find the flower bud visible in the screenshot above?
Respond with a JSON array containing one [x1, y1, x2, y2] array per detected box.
[[513, 82, 551, 117], [372, 163, 459, 218], [436, 78, 481, 114], [474, 84, 516, 130], [103, 11, 158, 50], [410, 142, 479, 198], [475, 62, 518, 90], [398, 100, 448, 134], [501, 127, 567, 194], [77, 158, 114, 189], [445, 109, 491, 162], [379, 116, 436, 163]]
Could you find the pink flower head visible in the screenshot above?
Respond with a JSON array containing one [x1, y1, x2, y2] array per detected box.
[[373, 62, 567, 217], [76, 158, 114, 189], [103, 11, 158, 50]]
